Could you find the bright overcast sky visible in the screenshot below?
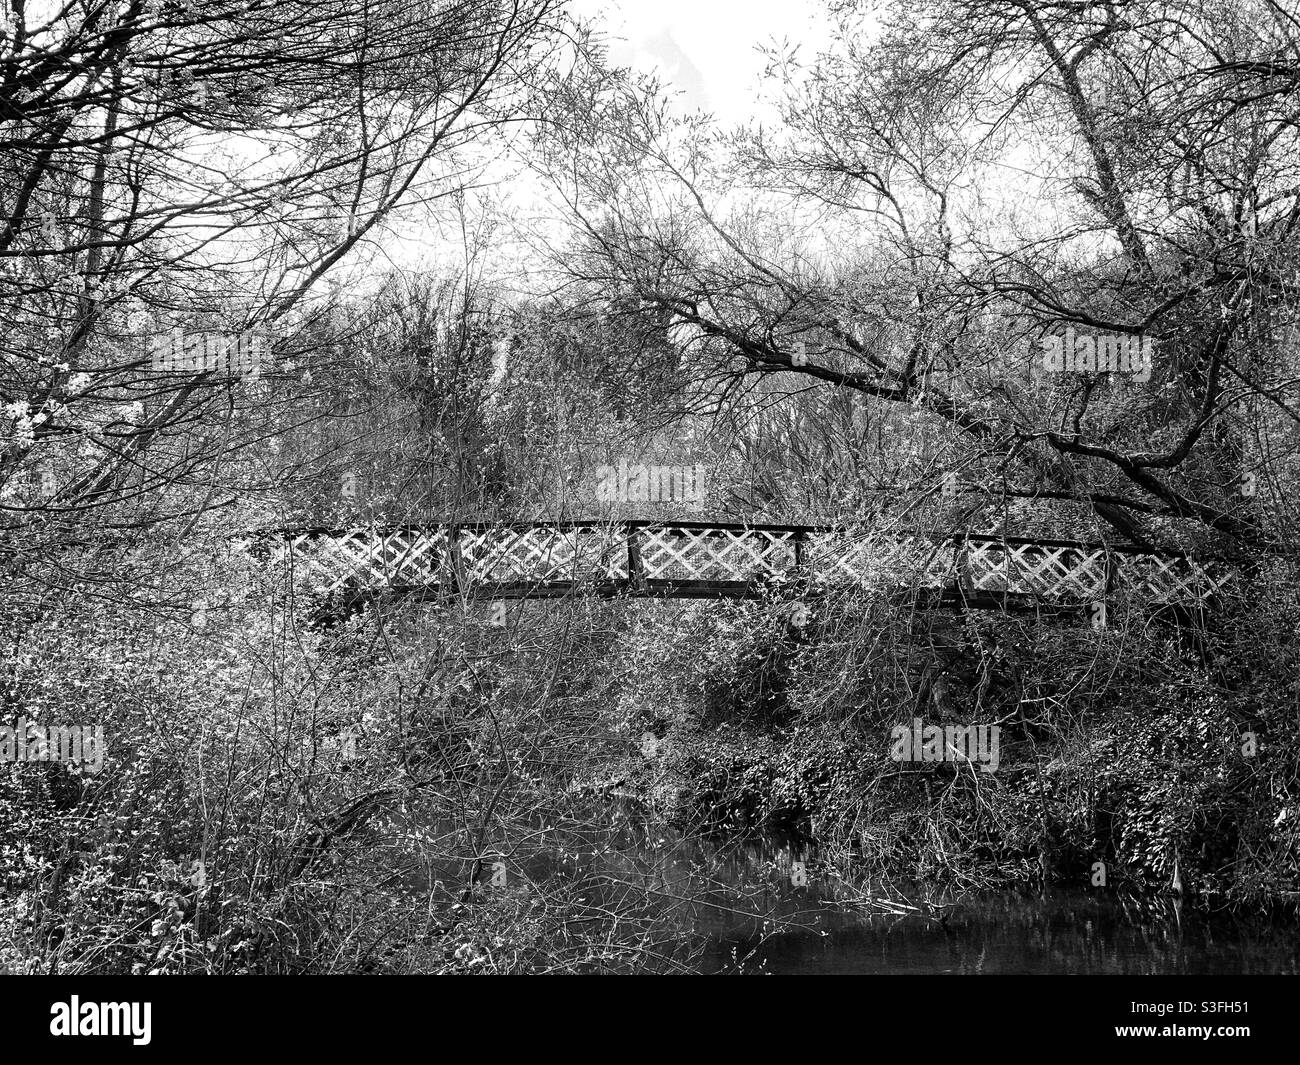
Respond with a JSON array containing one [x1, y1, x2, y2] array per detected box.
[[365, 1, 843, 279], [570, 0, 834, 125]]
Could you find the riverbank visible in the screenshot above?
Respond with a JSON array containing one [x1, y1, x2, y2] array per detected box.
[[609, 588, 1300, 908]]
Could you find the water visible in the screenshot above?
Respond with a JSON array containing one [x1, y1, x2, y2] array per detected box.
[[573, 826, 1300, 974], [704, 886, 1300, 974], [412, 809, 1300, 973]]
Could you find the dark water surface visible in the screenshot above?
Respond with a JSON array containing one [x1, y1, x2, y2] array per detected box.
[[702, 885, 1300, 974], [581, 829, 1300, 974], [420, 809, 1300, 973]]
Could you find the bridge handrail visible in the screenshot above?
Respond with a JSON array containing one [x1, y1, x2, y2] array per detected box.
[[237, 519, 1241, 565]]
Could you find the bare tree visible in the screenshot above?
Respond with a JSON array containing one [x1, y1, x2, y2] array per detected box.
[[539, 0, 1300, 557], [1, 0, 565, 574]]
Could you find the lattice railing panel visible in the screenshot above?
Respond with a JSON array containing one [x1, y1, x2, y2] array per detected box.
[[370, 529, 445, 586], [637, 528, 796, 581], [284, 532, 369, 594], [964, 542, 1108, 599], [565, 526, 631, 581], [804, 532, 952, 587], [275, 529, 449, 594], [458, 526, 628, 584], [459, 527, 565, 583], [1117, 555, 1236, 603]]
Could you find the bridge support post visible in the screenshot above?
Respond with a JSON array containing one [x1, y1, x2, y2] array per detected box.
[[446, 523, 462, 596], [627, 528, 645, 592], [954, 535, 971, 601], [1104, 549, 1118, 610]]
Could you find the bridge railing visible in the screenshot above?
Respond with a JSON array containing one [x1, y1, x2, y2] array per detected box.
[[242, 521, 1239, 607]]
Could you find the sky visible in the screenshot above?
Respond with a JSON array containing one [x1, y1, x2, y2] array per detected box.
[[342, 0, 847, 283], [569, 0, 834, 126]]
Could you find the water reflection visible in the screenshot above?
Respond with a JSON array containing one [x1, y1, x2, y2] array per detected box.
[[403, 805, 1300, 974], [707, 886, 1300, 974], [579, 827, 1300, 974]]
